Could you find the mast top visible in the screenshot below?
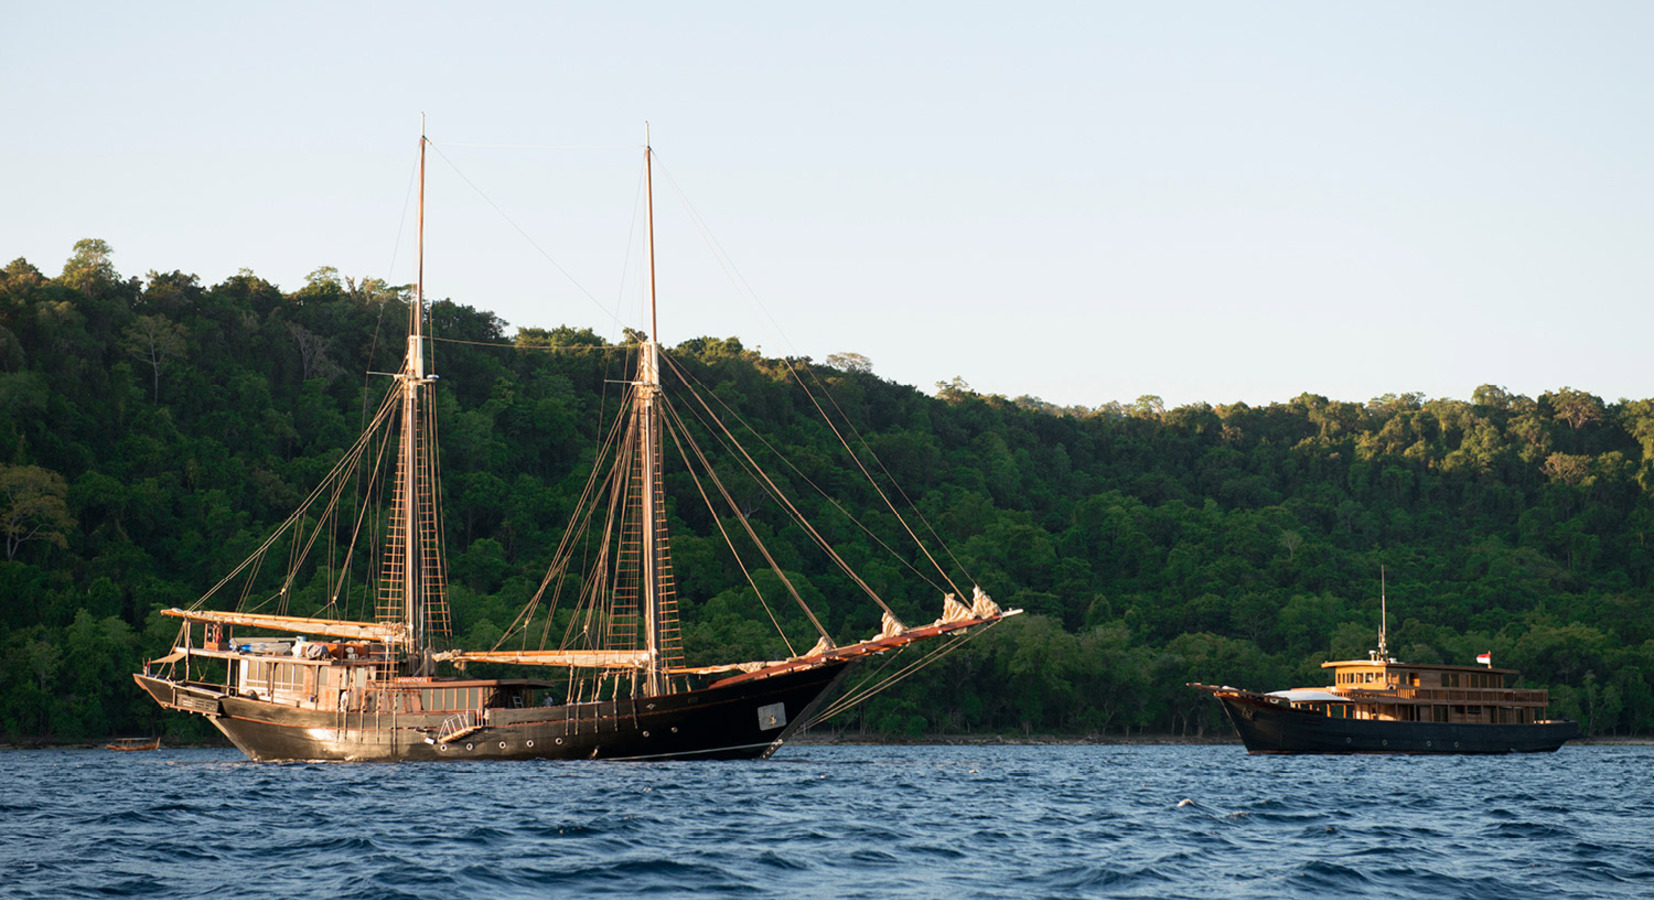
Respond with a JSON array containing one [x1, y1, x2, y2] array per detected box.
[[645, 122, 658, 345], [414, 118, 427, 340]]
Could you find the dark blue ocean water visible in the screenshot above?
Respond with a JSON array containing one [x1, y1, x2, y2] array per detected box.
[[1, 744, 1649, 899]]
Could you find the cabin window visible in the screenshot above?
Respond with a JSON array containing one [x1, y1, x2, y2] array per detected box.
[[1432, 705, 1448, 723], [485, 687, 528, 708], [262, 662, 302, 693], [1407, 673, 1420, 687], [418, 687, 481, 711]]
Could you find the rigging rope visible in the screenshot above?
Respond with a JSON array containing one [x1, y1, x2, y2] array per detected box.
[[658, 401, 814, 652], [650, 152, 973, 597], [661, 352, 932, 609], [199, 383, 401, 613], [785, 358, 972, 595], [806, 622, 997, 729], [425, 140, 625, 332]]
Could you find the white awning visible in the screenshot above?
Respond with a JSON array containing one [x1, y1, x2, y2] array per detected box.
[[1267, 689, 1345, 703]]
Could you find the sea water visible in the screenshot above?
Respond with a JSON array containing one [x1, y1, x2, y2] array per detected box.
[[1, 744, 1649, 898]]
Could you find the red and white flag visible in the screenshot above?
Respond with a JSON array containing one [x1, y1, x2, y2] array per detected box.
[[1476, 652, 1492, 665]]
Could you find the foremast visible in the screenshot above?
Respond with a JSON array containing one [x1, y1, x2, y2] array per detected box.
[[379, 122, 450, 672], [637, 126, 675, 697]]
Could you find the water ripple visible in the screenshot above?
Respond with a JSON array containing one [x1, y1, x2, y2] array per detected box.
[[2, 745, 1650, 898]]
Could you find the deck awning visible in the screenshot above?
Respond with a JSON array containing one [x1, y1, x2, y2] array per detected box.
[[1267, 689, 1345, 703]]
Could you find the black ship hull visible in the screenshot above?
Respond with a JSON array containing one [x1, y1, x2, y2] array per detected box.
[[135, 660, 852, 762], [1215, 693, 1578, 754]]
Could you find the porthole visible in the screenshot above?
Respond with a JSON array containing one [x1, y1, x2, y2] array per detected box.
[[438, 744, 448, 752], [556, 737, 563, 745], [465, 742, 474, 751], [642, 731, 651, 738], [499, 741, 507, 749], [526, 740, 535, 748]]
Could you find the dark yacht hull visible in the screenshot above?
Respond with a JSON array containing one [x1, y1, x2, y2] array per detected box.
[[1215, 693, 1579, 755], [134, 660, 852, 762]]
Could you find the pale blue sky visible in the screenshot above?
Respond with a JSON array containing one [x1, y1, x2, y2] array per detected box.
[[5, 2, 1651, 409]]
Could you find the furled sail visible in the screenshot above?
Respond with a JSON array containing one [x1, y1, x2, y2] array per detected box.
[[433, 649, 653, 669], [161, 608, 403, 643]]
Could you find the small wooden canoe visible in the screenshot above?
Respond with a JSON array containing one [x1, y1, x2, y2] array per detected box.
[[106, 737, 161, 751]]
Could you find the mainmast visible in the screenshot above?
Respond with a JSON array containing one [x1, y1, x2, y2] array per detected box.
[[638, 124, 664, 696], [403, 123, 429, 656], [379, 118, 448, 669]]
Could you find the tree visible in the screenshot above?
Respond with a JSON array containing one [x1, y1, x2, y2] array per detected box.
[[1542, 453, 1593, 488], [1279, 528, 1303, 560], [60, 238, 117, 291], [121, 314, 188, 402], [1471, 384, 1513, 410], [286, 321, 339, 382], [935, 376, 974, 404], [1547, 387, 1605, 430], [515, 325, 608, 349], [826, 352, 873, 374], [1130, 395, 1165, 420], [0, 464, 75, 561]]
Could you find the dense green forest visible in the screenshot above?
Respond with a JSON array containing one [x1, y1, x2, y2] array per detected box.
[[4, 239, 1653, 744]]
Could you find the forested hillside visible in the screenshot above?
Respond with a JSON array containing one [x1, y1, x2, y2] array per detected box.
[[4, 240, 1653, 744]]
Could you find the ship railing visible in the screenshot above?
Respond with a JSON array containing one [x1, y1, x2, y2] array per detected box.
[[1342, 687, 1548, 704]]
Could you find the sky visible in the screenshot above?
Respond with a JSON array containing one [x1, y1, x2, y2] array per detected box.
[[5, 2, 1652, 410]]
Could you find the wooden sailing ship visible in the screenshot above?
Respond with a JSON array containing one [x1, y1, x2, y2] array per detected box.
[[132, 129, 1015, 761], [1192, 575, 1577, 754]]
